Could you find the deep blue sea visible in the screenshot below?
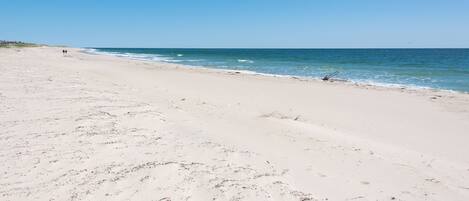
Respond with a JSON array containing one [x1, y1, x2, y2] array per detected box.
[[90, 48, 469, 92]]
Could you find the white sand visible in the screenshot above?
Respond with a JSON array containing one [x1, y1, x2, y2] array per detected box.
[[1, 47, 469, 201]]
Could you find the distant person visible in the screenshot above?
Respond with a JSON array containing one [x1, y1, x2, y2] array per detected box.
[[62, 49, 68, 56]]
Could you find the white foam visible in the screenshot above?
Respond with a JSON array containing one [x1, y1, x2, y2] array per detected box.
[[84, 49, 173, 63], [82, 48, 98, 54], [237, 59, 254, 64]]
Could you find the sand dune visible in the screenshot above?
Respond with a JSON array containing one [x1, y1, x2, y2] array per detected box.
[[1, 47, 469, 201]]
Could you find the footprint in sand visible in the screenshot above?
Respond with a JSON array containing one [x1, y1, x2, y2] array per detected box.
[[360, 181, 370, 185]]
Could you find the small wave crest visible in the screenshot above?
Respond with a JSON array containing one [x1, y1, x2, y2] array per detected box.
[[85, 49, 176, 62], [82, 48, 98, 54], [237, 59, 254, 64]]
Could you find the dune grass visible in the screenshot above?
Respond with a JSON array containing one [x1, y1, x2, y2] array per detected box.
[[0, 40, 39, 48]]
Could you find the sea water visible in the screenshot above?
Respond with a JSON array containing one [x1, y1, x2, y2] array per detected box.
[[89, 48, 469, 92]]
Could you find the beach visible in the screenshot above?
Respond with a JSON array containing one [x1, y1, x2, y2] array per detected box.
[[1, 46, 469, 200]]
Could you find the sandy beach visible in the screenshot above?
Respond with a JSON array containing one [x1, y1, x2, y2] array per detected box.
[[1, 46, 469, 201]]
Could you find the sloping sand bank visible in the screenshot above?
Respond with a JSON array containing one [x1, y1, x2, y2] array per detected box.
[[1, 47, 469, 201]]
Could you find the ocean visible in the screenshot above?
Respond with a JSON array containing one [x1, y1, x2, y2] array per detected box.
[[89, 48, 469, 93]]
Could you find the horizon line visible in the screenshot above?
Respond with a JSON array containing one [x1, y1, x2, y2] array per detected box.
[[84, 47, 469, 49]]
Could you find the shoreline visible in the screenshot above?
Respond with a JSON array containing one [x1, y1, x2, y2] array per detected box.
[[83, 48, 469, 95], [82, 48, 469, 98], [2, 46, 469, 200]]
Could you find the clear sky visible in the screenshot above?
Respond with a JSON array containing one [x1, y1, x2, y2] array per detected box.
[[1, 0, 468, 48]]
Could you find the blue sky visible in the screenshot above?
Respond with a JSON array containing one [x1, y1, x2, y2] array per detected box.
[[1, 0, 468, 48]]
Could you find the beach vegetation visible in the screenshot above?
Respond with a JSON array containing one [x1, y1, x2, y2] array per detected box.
[[0, 40, 39, 48]]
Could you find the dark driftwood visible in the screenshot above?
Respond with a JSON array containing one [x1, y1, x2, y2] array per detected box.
[[322, 71, 339, 81]]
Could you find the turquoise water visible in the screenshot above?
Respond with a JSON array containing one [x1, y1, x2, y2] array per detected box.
[[90, 48, 469, 92]]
